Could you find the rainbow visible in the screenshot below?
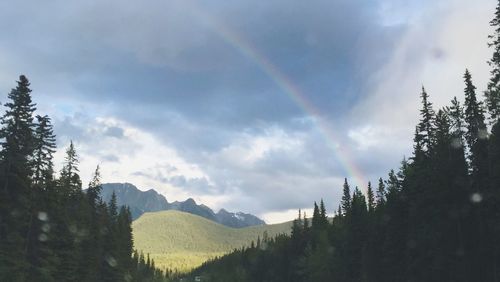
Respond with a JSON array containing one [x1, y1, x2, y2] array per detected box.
[[188, 2, 367, 189]]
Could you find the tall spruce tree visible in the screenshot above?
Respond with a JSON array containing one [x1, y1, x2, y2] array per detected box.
[[319, 199, 328, 227], [33, 115, 56, 187], [463, 70, 489, 185], [416, 86, 436, 156], [366, 182, 375, 213], [341, 178, 351, 215], [447, 97, 466, 147], [376, 178, 386, 206], [0, 75, 36, 280], [59, 141, 82, 195], [311, 202, 320, 228]]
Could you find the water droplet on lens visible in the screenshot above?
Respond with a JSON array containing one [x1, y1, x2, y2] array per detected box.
[[69, 225, 78, 234], [38, 211, 48, 221], [471, 193, 482, 204], [105, 255, 117, 267], [38, 234, 48, 242]]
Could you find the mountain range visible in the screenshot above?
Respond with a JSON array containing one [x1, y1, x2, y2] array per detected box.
[[100, 183, 265, 228]]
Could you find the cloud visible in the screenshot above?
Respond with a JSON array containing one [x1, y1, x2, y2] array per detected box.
[[103, 126, 125, 139], [0, 0, 495, 223], [349, 0, 494, 167]]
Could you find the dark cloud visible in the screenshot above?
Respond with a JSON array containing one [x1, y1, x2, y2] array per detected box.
[[0, 0, 404, 132], [0, 0, 435, 217]]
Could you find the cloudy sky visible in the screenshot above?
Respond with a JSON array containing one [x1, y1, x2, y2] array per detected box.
[[0, 0, 495, 223]]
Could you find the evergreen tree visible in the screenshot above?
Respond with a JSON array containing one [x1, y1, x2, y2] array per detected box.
[[415, 86, 436, 156], [385, 170, 400, 196], [463, 70, 489, 186], [319, 199, 328, 227], [447, 97, 466, 149], [32, 115, 56, 187], [367, 181, 375, 213], [87, 165, 102, 207], [0, 75, 37, 280], [108, 191, 118, 223], [376, 178, 386, 206], [341, 178, 351, 215], [291, 210, 302, 240], [116, 206, 133, 278], [311, 202, 320, 229], [486, 0, 500, 122], [303, 212, 309, 230]]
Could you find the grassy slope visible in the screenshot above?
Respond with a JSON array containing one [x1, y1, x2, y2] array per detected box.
[[132, 210, 292, 272]]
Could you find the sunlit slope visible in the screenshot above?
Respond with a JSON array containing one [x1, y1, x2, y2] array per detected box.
[[132, 210, 291, 272]]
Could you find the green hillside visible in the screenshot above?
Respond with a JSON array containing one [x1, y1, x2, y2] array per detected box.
[[132, 210, 292, 272]]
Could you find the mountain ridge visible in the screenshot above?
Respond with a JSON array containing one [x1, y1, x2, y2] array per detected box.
[[100, 182, 266, 228]]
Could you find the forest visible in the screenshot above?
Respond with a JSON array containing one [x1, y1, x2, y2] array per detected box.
[[182, 4, 500, 282], [0, 80, 169, 280]]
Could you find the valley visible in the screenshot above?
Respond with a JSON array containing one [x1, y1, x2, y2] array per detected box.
[[132, 210, 292, 272]]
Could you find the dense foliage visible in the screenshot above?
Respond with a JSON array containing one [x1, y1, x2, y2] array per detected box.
[[184, 78, 500, 282], [0, 76, 168, 281], [183, 3, 500, 281], [132, 210, 291, 272]]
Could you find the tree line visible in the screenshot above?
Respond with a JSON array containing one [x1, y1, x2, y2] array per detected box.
[[184, 2, 500, 281], [0, 76, 169, 281]]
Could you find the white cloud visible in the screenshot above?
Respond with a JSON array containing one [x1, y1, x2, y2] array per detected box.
[[350, 0, 494, 160], [53, 116, 211, 203], [261, 208, 315, 225]]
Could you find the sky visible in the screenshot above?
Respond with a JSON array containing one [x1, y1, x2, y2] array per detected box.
[[0, 0, 496, 223]]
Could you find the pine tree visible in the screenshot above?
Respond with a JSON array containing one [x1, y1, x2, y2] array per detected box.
[[385, 170, 400, 196], [53, 142, 83, 281], [416, 86, 436, 156], [87, 165, 102, 207], [108, 191, 118, 223], [464, 69, 488, 151], [367, 182, 375, 213], [116, 206, 133, 278], [431, 109, 470, 281], [463, 70, 489, 189], [311, 202, 320, 228], [447, 97, 466, 149], [101, 195, 121, 281], [486, 1, 500, 122], [341, 178, 351, 215], [303, 212, 309, 230], [80, 165, 104, 281], [26, 116, 57, 281], [319, 199, 328, 227], [0, 75, 37, 280], [291, 210, 302, 240], [376, 178, 386, 207], [59, 141, 82, 195], [32, 115, 56, 187]]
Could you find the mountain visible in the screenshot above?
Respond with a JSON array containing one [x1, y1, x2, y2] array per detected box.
[[132, 210, 292, 272], [215, 208, 265, 228], [169, 198, 217, 222], [100, 183, 265, 228], [100, 183, 170, 219]]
